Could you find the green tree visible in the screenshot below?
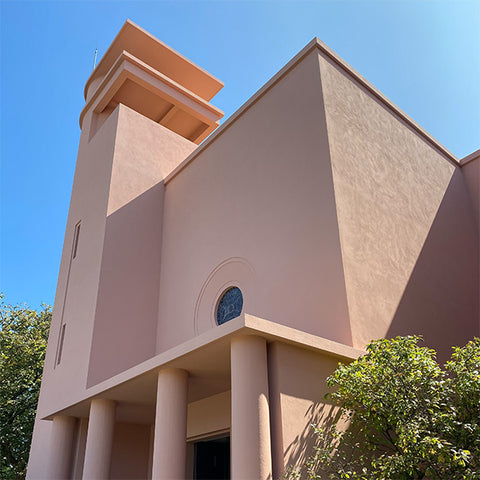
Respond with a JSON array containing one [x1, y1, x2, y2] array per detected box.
[[0, 296, 51, 480], [289, 336, 480, 480]]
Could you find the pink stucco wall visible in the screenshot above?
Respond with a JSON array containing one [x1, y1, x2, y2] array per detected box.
[[109, 423, 151, 479], [37, 107, 120, 417], [462, 153, 480, 228], [319, 52, 479, 356], [156, 49, 352, 353], [268, 341, 344, 476], [87, 105, 195, 386]]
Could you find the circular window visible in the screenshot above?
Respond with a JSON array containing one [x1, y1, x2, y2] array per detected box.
[[216, 287, 243, 325]]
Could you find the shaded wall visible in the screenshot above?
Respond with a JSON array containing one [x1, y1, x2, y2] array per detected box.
[[318, 51, 477, 350], [388, 169, 479, 361], [88, 105, 196, 386], [109, 422, 152, 479], [187, 391, 231, 439], [461, 155, 480, 334], [461, 155, 480, 228], [268, 342, 342, 477]]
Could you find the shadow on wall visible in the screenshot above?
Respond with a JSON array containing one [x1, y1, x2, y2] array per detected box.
[[387, 168, 479, 363], [284, 401, 340, 477], [87, 182, 165, 387], [283, 168, 479, 476]]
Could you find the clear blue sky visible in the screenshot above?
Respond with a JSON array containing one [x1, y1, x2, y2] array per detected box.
[[1, 0, 479, 308]]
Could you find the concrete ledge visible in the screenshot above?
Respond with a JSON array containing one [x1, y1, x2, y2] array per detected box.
[[40, 313, 363, 420]]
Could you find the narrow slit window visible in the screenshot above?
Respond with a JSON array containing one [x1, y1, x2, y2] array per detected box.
[[56, 324, 66, 365], [72, 222, 81, 259]]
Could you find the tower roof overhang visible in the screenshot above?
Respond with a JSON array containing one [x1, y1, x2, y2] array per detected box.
[[84, 19, 223, 103], [79, 50, 224, 144]]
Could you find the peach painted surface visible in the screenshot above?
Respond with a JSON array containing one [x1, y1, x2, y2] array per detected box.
[[231, 336, 272, 479], [462, 152, 480, 228], [87, 105, 196, 386], [84, 20, 223, 103], [268, 341, 345, 476], [319, 52, 478, 354], [156, 49, 352, 354], [186, 391, 231, 439], [37, 107, 121, 423], [109, 423, 151, 479]]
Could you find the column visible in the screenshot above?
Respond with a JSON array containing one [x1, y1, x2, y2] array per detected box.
[[231, 335, 272, 479], [151, 368, 188, 480], [82, 399, 116, 480], [47, 415, 76, 479]]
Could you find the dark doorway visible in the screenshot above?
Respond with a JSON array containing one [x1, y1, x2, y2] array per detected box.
[[193, 435, 230, 480]]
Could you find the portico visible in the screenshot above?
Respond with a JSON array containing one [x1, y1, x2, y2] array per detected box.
[[42, 315, 360, 479]]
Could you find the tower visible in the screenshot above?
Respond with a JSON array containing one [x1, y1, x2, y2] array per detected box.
[[29, 20, 224, 478]]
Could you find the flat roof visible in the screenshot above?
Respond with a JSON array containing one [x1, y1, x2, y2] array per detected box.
[[84, 19, 224, 102]]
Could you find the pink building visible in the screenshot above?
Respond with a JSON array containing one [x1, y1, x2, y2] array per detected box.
[[27, 20, 479, 480]]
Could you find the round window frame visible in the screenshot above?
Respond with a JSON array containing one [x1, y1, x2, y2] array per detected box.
[[215, 286, 244, 326]]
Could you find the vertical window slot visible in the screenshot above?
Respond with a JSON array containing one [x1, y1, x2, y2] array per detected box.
[[72, 222, 81, 259], [56, 324, 66, 365]]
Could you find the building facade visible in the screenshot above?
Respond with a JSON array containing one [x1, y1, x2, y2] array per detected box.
[[27, 20, 479, 480]]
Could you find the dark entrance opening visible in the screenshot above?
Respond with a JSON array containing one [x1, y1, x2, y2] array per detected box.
[[193, 435, 230, 479]]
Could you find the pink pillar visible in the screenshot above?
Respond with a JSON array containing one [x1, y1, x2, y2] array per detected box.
[[231, 335, 272, 479], [82, 399, 116, 480], [151, 368, 188, 479], [47, 415, 76, 479]]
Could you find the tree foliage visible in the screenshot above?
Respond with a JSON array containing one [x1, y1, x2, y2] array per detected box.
[[288, 336, 480, 480], [0, 296, 51, 480]]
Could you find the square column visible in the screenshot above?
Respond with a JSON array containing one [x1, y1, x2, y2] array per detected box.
[[151, 368, 188, 479], [47, 415, 76, 479], [82, 399, 116, 480], [231, 335, 272, 479]]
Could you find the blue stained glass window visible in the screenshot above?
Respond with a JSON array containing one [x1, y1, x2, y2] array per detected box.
[[216, 287, 243, 325]]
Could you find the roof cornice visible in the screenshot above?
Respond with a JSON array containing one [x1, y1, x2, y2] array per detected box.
[[165, 37, 462, 184]]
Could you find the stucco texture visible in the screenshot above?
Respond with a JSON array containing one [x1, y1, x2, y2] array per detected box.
[[157, 50, 352, 353], [319, 53, 478, 353]]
